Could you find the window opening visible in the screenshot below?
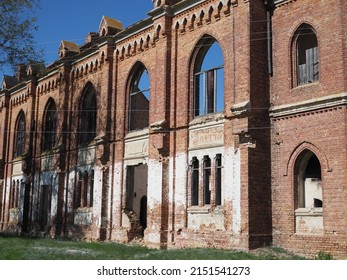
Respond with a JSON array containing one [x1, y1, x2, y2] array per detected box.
[[215, 154, 222, 206], [14, 112, 26, 157], [194, 39, 224, 117], [203, 156, 211, 205], [129, 65, 150, 131], [78, 84, 97, 145], [191, 157, 199, 206], [296, 152, 322, 209], [296, 24, 319, 85], [42, 100, 57, 151]]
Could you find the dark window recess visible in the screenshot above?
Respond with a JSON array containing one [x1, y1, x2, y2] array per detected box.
[[191, 157, 199, 206], [42, 100, 57, 151], [78, 84, 97, 145], [215, 154, 222, 206], [14, 112, 26, 157], [203, 156, 211, 205]]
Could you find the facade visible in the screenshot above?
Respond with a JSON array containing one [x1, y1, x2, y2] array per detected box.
[[0, 0, 346, 257]]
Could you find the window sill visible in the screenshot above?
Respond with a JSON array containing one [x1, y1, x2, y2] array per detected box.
[[125, 128, 150, 140], [74, 207, 93, 213], [187, 205, 223, 214], [295, 207, 323, 216], [189, 112, 225, 127]]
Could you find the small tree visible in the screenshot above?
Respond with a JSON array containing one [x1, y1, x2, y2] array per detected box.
[[0, 0, 42, 72]]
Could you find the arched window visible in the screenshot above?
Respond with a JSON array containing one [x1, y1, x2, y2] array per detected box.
[[42, 99, 57, 151], [78, 83, 97, 145], [193, 36, 224, 117], [14, 111, 26, 158], [295, 150, 322, 209], [128, 63, 150, 131], [294, 24, 319, 86]]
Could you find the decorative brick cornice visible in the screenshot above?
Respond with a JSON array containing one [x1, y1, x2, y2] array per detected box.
[[269, 92, 347, 118]]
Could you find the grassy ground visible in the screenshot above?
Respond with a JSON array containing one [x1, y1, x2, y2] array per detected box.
[[0, 235, 306, 260]]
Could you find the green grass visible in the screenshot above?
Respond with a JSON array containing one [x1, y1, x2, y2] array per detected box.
[[0, 235, 306, 260]]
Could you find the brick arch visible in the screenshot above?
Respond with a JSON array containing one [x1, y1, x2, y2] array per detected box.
[[285, 142, 331, 177], [286, 18, 320, 66]]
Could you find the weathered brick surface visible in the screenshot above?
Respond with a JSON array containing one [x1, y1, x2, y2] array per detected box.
[[0, 0, 346, 258]]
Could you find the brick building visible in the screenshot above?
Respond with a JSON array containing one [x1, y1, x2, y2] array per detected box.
[[0, 0, 346, 257]]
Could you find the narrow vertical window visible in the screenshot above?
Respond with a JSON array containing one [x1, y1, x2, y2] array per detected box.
[[193, 36, 224, 117], [129, 64, 150, 131], [42, 99, 57, 151], [75, 172, 82, 208], [14, 111, 26, 158], [89, 170, 94, 207], [203, 156, 211, 205], [191, 157, 199, 206], [295, 24, 319, 86], [215, 154, 222, 206], [78, 83, 97, 145]]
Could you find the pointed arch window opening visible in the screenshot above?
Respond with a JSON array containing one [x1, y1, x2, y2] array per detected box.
[[295, 24, 319, 86], [295, 151, 322, 210], [194, 40, 224, 117], [129, 66, 150, 131], [42, 101, 57, 152], [14, 112, 26, 158], [78, 84, 97, 145]]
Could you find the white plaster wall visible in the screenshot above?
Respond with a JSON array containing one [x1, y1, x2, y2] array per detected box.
[[132, 164, 148, 217], [146, 159, 163, 243], [227, 147, 241, 235], [304, 178, 322, 208], [112, 161, 123, 227]]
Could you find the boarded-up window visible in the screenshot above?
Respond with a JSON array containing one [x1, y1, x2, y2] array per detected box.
[[296, 24, 319, 86]]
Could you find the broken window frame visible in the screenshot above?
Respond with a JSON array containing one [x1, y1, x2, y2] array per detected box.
[[128, 65, 150, 132], [74, 169, 94, 209], [193, 36, 224, 118]]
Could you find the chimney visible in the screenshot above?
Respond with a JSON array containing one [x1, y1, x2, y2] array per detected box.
[[17, 64, 28, 81], [86, 32, 99, 44]]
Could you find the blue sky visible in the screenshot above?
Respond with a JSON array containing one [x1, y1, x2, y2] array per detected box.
[[1, 0, 153, 77]]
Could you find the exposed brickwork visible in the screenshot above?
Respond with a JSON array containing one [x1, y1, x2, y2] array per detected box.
[[0, 0, 346, 258]]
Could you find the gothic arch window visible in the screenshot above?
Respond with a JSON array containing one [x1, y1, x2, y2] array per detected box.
[[128, 63, 150, 131], [294, 150, 322, 209], [293, 24, 319, 86], [78, 83, 97, 145], [14, 111, 26, 158], [193, 35, 224, 117], [42, 99, 57, 152]]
